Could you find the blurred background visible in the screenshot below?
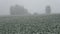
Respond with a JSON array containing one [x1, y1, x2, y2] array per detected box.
[[0, 0, 60, 15]]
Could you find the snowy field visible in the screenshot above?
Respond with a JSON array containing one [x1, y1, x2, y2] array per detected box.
[[0, 14, 60, 34]]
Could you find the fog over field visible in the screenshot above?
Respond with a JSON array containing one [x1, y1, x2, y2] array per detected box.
[[0, 0, 60, 15], [0, 0, 60, 34]]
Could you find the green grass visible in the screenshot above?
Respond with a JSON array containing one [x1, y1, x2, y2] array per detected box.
[[0, 14, 60, 34]]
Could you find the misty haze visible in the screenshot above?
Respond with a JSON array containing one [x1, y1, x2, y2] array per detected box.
[[0, 0, 60, 34]]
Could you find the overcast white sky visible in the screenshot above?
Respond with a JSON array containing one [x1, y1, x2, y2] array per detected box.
[[0, 0, 60, 15]]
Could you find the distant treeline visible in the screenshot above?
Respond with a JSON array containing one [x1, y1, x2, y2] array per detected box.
[[10, 5, 51, 16], [10, 5, 30, 16]]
